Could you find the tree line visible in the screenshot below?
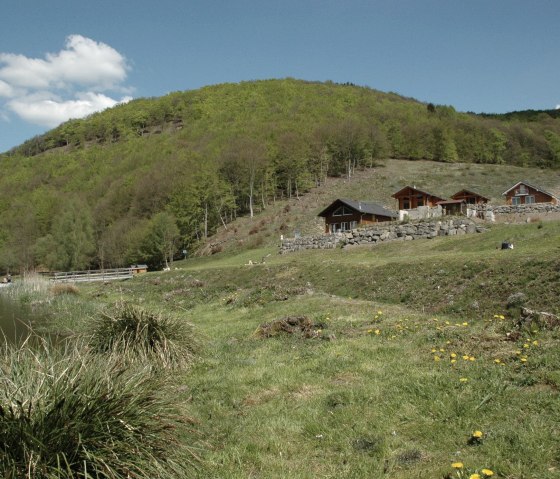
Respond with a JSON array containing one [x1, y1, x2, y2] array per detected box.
[[1, 79, 559, 272]]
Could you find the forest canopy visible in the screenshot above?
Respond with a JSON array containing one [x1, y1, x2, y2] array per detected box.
[[1, 78, 559, 272]]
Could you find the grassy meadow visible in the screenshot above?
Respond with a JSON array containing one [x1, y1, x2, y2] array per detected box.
[[34, 220, 556, 478]]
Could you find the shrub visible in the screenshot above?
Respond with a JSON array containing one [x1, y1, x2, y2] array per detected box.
[[88, 303, 197, 369], [0, 341, 199, 478], [50, 283, 80, 296]]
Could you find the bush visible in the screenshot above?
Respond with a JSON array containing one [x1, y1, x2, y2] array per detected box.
[[0, 341, 199, 478], [88, 303, 197, 369]]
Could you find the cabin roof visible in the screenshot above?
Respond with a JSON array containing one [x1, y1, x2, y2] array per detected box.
[[318, 198, 398, 218], [451, 189, 489, 201], [391, 185, 446, 202], [502, 181, 558, 199]]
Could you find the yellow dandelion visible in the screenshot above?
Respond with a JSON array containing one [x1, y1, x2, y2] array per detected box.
[[431, 348, 437, 353], [515, 350, 521, 355], [463, 355, 470, 360], [367, 329, 373, 334], [499, 314, 505, 320], [462, 322, 468, 326], [446, 340, 451, 344], [450, 353, 457, 358], [494, 359, 501, 364], [523, 343, 530, 349], [469, 356, 476, 361], [472, 430, 483, 438], [377, 310, 382, 315], [445, 321, 450, 325], [375, 329, 381, 335], [459, 377, 468, 382], [470, 474, 481, 479], [451, 462, 464, 469], [532, 340, 539, 346], [434, 356, 441, 362], [451, 359, 457, 364], [439, 348, 445, 352], [481, 469, 494, 476], [520, 358, 527, 363]]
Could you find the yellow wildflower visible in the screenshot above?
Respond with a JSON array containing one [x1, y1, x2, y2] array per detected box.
[[481, 469, 494, 476], [434, 356, 441, 362], [451, 462, 464, 469], [472, 430, 483, 438], [439, 348, 445, 352], [377, 310, 382, 315], [469, 356, 476, 361], [532, 340, 539, 346], [494, 359, 501, 364], [450, 353, 457, 358], [451, 359, 457, 364], [462, 355, 470, 360], [375, 329, 381, 335], [462, 322, 468, 326], [470, 475, 481, 479], [459, 377, 468, 382], [521, 358, 527, 363], [523, 343, 530, 349], [367, 329, 373, 334]]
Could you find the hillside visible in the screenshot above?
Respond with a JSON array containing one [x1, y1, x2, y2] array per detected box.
[[1, 79, 560, 273], [31, 219, 560, 478]]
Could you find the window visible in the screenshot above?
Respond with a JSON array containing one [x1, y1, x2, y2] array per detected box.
[[518, 184, 528, 195], [525, 195, 535, 204], [333, 206, 352, 216], [340, 222, 349, 231], [350, 221, 358, 229], [512, 196, 521, 205], [417, 196, 424, 207], [403, 200, 410, 209]]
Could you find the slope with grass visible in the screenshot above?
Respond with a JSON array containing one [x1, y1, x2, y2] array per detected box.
[[61, 219, 560, 478]]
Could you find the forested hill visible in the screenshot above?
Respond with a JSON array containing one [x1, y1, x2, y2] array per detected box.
[[1, 78, 559, 273]]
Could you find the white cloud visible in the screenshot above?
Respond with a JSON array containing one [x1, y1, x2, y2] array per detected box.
[[8, 92, 132, 128], [0, 35, 133, 129], [556, 104, 560, 110]]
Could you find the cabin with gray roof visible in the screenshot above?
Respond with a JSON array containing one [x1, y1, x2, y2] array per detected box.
[[318, 199, 398, 233]]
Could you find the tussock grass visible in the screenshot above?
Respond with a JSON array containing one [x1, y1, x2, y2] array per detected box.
[[89, 302, 197, 369], [0, 340, 199, 478], [50, 283, 80, 296]]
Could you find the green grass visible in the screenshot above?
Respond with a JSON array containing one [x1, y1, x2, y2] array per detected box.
[[88, 302, 197, 369], [0, 340, 200, 478], [13, 219, 559, 478]]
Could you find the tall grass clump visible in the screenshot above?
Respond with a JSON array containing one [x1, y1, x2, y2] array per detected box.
[[88, 303, 197, 369], [0, 340, 199, 478]]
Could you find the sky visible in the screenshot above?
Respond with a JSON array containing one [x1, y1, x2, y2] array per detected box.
[[1, 0, 559, 153]]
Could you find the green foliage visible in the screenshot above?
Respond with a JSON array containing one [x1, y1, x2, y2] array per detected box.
[[1, 79, 560, 272], [0, 341, 198, 478]]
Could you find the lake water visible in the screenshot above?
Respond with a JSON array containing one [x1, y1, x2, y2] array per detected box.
[[0, 293, 34, 344]]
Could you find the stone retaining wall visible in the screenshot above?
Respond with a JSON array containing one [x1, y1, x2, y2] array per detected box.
[[280, 218, 485, 254], [474, 203, 560, 222]]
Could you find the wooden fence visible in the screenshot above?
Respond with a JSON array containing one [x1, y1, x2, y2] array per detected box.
[[47, 268, 134, 283]]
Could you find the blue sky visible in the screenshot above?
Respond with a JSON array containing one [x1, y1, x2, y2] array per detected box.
[[1, 0, 559, 153]]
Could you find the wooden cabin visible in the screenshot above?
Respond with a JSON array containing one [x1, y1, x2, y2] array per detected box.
[[391, 186, 446, 210], [130, 264, 148, 274], [318, 199, 398, 233], [451, 189, 489, 205], [436, 199, 466, 216], [502, 181, 558, 206]]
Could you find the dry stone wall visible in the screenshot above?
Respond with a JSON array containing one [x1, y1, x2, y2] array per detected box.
[[280, 218, 485, 254], [474, 203, 560, 222]]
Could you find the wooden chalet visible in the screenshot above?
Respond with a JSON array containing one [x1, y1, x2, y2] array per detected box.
[[502, 181, 558, 206], [451, 189, 489, 205], [436, 199, 466, 216], [318, 199, 398, 233], [391, 186, 446, 210]]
